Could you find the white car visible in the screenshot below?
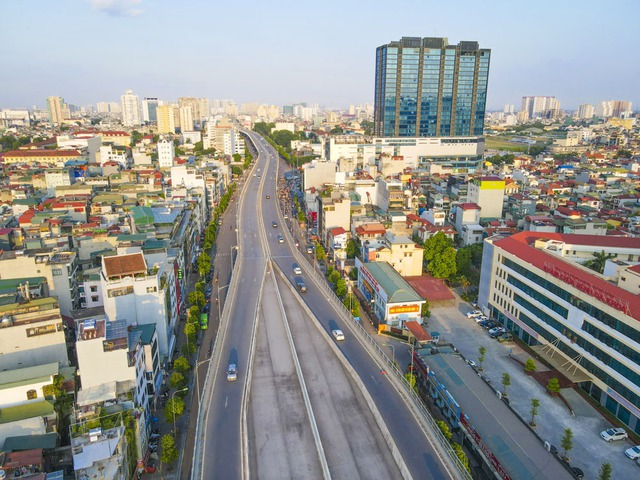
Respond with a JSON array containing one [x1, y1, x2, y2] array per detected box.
[[331, 329, 345, 341], [488, 326, 506, 336], [600, 428, 628, 442], [475, 315, 489, 323], [226, 364, 238, 382], [293, 264, 302, 275], [625, 445, 640, 460], [466, 310, 482, 319]]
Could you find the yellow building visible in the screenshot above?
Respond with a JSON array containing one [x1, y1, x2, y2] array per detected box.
[[156, 105, 176, 134], [46, 96, 69, 125], [368, 233, 423, 277], [2, 149, 82, 167]]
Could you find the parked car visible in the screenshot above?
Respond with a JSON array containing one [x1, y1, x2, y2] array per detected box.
[[478, 320, 490, 328], [570, 467, 583, 479], [600, 427, 628, 442], [624, 445, 640, 459], [489, 327, 506, 337], [306, 245, 314, 254], [331, 329, 345, 341], [497, 332, 513, 342], [466, 310, 482, 319]]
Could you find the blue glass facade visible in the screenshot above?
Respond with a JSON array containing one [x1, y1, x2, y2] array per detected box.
[[374, 37, 490, 138]]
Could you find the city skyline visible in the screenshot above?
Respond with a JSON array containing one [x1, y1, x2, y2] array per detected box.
[[2, 0, 640, 111]]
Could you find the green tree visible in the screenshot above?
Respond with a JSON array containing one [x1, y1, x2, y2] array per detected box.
[[546, 377, 560, 394], [173, 356, 190, 374], [478, 346, 486, 371], [525, 358, 537, 373], [164, 396, 185, 423], [188, 290, 205, 309], [458, 275, 470, 294], [348, 269, 358, 281], [427, 246, 457, 279], [560, 428, 574, 460], [452, 443, 470, 473], [181, 342, 196, 356], [328, 270, 341, 285], [421, 300, 431, 319], [423, 231, 453, 263], [530, 398, 540, 426], [315, 243, 326, 261], [345, 238, 358, 259], [501, 372, 511, 396], [456, 248, 472, 277], [436, 420, 452, 442], [271, 130, 298, 150], [597, 462, 612, 480], [584, 250, 615, 274], [343, 293, 360, 316], [197, 252, 211, 277], [298, 210, 306, 223], [335, 279, 347, 299], [404, 372, 418, 393], [232, 153, 241, 163], [169, 372, 187, 390], [329, 126, 344, 135], [161, 434, 179, 467], [130, 130, 143, 146], [253, 122, 274, 137]]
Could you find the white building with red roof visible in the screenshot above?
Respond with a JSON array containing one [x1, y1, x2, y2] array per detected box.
[[480, 231, 640, 432]]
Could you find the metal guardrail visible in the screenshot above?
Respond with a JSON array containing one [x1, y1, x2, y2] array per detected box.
[[274, 187, 470, 480]]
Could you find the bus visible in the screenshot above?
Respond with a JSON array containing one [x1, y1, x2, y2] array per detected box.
[[200, 313, 209, 330]]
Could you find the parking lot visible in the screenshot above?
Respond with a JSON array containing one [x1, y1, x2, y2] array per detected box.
[[428, 298, 639, 480]]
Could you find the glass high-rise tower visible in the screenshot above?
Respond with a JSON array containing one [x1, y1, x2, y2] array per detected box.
[[374, 37, 490, 138]]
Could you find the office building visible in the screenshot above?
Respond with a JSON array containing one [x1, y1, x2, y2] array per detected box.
[[120, 89, 141, 127], [46, 96, 69, 125], [521, 96, 561, 119], [179, 106, 194, 132], [374, 37, 490, 138], [479, 232, 640, 433], [142, 97, 159, 123]]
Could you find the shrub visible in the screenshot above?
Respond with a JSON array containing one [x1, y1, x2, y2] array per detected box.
[[525, 358, 536, 373], [546, 377, 560, 394]]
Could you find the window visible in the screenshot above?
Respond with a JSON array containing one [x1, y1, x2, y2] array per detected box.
[[91, 295, 99, 302], [52, 268, 63, 276], [146, 286, 157, 293], [27, 389, 37, 400], [90, 286, 98, 292], [107, 286, 133, 298]]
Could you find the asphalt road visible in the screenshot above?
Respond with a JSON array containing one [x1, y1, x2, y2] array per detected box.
[[198, 133, 271, 479], [196, 132, 454, 480]]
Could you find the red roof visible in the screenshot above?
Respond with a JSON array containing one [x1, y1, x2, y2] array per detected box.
[[328, 227, 347, 236], [4, 149, 81, 158], [494, 232, 640, 322], [103, 252, 147, 278], [404, 321, 433, 343], [405, 275, 455, 303], [458, 203, 481, 210]]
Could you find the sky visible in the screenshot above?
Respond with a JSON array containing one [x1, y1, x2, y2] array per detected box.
[[2, 0, 639, 111]]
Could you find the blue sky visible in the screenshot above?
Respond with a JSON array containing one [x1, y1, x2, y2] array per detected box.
[[2, 0, 639, 111]]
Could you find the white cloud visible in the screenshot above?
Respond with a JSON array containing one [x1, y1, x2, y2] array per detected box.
[[90, 0, 144, 17]]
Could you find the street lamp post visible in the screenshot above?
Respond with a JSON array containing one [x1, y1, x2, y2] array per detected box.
[[382, 343, 396, 366], [172, 387, 188, 436], [194, 359, 210, 408]]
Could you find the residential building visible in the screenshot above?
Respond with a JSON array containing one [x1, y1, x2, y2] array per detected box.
[[157, 105, 177, 134], [318, 194, 351, 245], [120, 89, 141, 127], [479, 232, 640, 433], [157, 137, 175, 168], [596, 100, 633, 118], [130, 323, 162, 406], [454, 203, 483, 246], [100, 252, 171, 358], [98, 144, 132, 168], [0, 363, 58, 409], [46, 96, 69, 125], [374, 37, 490, 137], [363, 232, 423, 276], [301, 160, 337, 190], [79, 268, 104, 309], [179, 106, 194, 132], [577, 104, 595, 120], [1, 149, 83, 168], [76, 318, 148, 412], [0, 250, 80, 316], [521, 96, 561, 119], [0, 297, 68, 370], [71, 426, 129, 480], [467, 176, 506, 219], [377, 178, 405, 212]]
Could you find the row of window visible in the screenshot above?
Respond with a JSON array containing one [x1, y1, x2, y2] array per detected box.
[[502, 258, 639, 343]]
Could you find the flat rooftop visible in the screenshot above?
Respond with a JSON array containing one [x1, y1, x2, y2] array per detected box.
[[419, 352, 573, 480]]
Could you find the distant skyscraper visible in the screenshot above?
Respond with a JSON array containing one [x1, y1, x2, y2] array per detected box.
[[46, 96, 69, 125], [577, 104, 595, 120], [142, 98, 159, 123], [374, 37, 490, 137], [157, 105, 176, 134], [596, 100, 632, 118], [521, 96, 561, 119], [120, 89, 141, 127], [179, 106, 194, 132]]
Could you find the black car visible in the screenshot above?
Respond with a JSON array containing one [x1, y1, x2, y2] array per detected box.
[[571, 467, 584, 479], [272, 221, 278, 228], [203, 304, 210, 313], [478, 320, 490, 328]]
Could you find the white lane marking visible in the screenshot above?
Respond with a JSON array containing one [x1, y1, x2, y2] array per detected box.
[[225, 396, 228, 408]]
